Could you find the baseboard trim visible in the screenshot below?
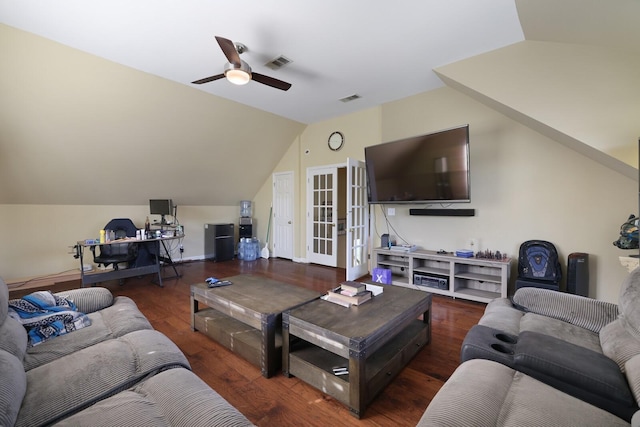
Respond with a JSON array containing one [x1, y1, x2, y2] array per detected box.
[[7, 270, 82, 291]]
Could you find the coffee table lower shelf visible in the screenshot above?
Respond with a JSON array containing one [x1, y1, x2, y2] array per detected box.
[[194, 308, 282, 371], [285, 320, 428, 416]]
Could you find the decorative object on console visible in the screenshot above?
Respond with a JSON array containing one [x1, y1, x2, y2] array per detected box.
[[372, 267, 392, 284], [475, 250, 508, 260], [381, 233, 391, 248], [455, 249, 474, 258], [390, 244, 418, 252]]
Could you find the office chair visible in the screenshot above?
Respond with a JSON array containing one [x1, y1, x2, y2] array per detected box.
[[90, 218, 139, 272]]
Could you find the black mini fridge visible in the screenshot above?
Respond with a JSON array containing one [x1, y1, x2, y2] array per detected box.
[[204, 223, 234, 261]]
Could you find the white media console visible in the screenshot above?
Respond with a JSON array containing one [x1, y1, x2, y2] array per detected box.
[[372, 248, 512, 303]]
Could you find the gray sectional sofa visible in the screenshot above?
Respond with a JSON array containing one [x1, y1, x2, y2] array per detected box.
[[0, 277, 254, 427], [418, 267, 640, 427]]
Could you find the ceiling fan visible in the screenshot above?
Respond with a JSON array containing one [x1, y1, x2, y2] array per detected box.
[[192, 36, 292, 91]]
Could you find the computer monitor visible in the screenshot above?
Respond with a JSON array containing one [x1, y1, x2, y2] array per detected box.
[[149, 199, 174, 225]]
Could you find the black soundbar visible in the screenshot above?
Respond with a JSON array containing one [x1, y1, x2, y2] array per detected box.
[[409, 208, 475, 217]]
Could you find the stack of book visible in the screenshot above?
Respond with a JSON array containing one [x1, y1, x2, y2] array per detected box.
[[323, 281, 373, 307], [455, 249, 474, 258]]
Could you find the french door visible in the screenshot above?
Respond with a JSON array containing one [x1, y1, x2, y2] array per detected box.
[[306, 160, 369, 274], [345, 158, 369, 280], [306, 166, 337, 266]]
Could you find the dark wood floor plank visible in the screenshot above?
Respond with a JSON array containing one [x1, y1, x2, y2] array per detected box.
[[13, 258, 484, 426]]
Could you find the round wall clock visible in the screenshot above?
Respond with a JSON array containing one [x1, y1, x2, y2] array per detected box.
[[328, 131, 345, 151]]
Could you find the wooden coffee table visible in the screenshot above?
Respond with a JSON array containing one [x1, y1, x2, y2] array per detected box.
[[190, 275, 321, 378], [282, 285, 431, 418]]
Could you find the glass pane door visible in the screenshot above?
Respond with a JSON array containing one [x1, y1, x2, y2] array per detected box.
[[307, 166, 337, 267]]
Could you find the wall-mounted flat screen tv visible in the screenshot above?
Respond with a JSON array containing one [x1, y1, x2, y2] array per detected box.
[[365, 124, 470, 204]]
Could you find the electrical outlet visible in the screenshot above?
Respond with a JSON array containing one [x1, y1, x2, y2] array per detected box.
[[388, 208, 395, 216], [179, 244, 184, 253]]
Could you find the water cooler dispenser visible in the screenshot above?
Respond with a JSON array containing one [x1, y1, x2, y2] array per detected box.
[[237, 201, 259, 260], [239, 200, 253, 239]]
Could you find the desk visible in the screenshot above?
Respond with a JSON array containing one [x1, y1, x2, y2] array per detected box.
[[74, 235, 182, 287]]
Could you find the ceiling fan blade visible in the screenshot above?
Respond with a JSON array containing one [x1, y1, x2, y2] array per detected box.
[[191, 73, 225, 84], [215, 36, 242, 66], [252, 72, 292, 91]]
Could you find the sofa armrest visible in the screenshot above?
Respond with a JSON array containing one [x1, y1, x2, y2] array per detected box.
[[53, 287, 114, 313], [515, 331, 637, 422], [513, 287, 619, 333]]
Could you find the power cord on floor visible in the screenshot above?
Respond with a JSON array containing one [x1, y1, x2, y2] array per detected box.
[[7, 269, 79, 289]]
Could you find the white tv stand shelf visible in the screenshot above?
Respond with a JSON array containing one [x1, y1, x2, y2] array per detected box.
[[373, 248, 511, 303]]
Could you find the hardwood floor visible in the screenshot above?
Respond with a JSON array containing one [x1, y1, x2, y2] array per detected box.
[[20, 259, 485, 426]]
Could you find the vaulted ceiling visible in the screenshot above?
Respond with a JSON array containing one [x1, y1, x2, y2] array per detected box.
[[0, 0, 526, 124], [1, 0, 638, 205]]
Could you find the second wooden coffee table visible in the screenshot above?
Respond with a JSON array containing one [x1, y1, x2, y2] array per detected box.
[[190, 274, 321, 378], [283, 285, 432, 418]]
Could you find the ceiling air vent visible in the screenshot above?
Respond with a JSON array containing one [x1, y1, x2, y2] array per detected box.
[[339, 94, 361, 103], [265, 55, 293, 70]]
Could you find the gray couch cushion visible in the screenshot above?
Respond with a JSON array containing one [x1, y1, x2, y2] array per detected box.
[[602, 319, 640, 372], [0, 314, 28, 361], [17, 329, 190, 427], [23, 296, 153, 370], [478, 299, 524, 336], [513, 287, 619, 333], [418, 359, 629, 427], [600, 268, 640, 372], [521, 312, 603, 353], [626, 355, 640, 407], [52, 367, 255, 427], [515, 331, 637, 422], [619, 267, 640, 341], [0, 350, 27, 427], [54, 287, 113, 313]]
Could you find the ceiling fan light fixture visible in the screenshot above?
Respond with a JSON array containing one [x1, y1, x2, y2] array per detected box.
[[224, 60, 252, 85], [192, 37, 291, 91], [225, 69, 251, 85]]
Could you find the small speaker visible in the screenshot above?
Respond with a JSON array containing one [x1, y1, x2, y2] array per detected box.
[[567, 252, 589, 297], [381, 234, 390, 248]]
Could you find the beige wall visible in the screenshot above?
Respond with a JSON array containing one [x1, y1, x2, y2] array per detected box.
[[258, 108, 381, 260], [435, 41, 640, 179], [3, 84, 635, 303], [297, 108, 381, 261], [0, 24, 305, 206], [2, 26, 636, 303], [0, 204, 238, 281], [256, 86, 636, 303], [0, 25, 304, 281]]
